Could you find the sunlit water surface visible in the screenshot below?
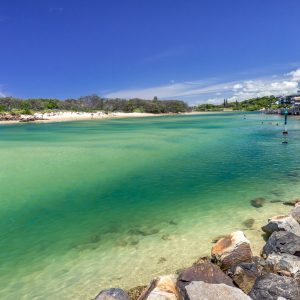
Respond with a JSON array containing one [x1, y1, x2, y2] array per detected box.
[[0, 113, 299, 299]]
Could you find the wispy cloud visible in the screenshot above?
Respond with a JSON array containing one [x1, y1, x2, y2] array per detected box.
[[105, 69, 300, 105]]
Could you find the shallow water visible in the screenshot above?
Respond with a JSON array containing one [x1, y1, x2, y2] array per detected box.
[[0, 112, 299, 299]]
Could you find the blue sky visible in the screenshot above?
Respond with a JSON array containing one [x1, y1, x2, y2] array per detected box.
[[1, 0, 300, 104]]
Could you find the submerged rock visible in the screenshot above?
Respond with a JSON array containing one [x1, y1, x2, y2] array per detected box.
[[103, 224, 120, 234], [94, 288, 130, 300], [283, 199, 300, 206], [261, 215, 300, 236], [142, 275, 178, 300], [90, 234, 102, 243], [227, 262, 260, 294], [157, 257, 167, 264], [250, 197, 266, 208], [168, 220, 177, 225], [264, 253, 300, 280], [128, 227, 160, 236], [242, 218, 255, 228], [128, 236, 140, 246], [269, 199, 282, 203], [270, 189, 284, 197], [290, 205, 300, 224], [116, 239, 128, 247], [177, 261, 234, 299], [185, 281, 252, 300], [262, 231, 300, 258], [249, 273, 300, 300], [73, 242, 99, 252], [161, 234, 171, 241], [287, 171, 300, 178], [211, 231, 253, 270]]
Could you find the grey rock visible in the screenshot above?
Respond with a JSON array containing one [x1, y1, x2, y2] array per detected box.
[[227, 262, 260, 294], [264, 253, 300, 281], [185, 281, 252, 300], [290, 206, 300, 224], [177, 261, 234, 299], [249, 273, 300, 300], [262, 231, 300, 258], [94, 288, 130, 300], [261, 215, 300, 236]]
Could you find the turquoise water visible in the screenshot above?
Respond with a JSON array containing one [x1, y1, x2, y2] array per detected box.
[[0, 113, 299, 299]]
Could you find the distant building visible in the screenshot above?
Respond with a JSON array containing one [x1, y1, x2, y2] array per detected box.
[[293, 95, 300, 107], [278, 91, 300, 106]]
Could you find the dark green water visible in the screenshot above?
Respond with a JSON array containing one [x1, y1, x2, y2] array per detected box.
[[0, 113, 298, 299]]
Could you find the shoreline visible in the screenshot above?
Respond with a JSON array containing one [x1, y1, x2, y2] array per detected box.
[[0, 111, 230, 125]]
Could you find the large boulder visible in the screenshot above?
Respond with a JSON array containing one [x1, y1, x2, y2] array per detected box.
[[227, 261, 260, 294], [185, 281, 252, 300], [177, 261, 234, 299], [140, 275, 178, 300], [211, 231, 252, 270], [264, 253, 300, 280], [94, 288, 130, 300], [261, 215, 300, 236], [249, 273, 300, 300], [262, 231, 300, 258], [290, 206, 300, 224]]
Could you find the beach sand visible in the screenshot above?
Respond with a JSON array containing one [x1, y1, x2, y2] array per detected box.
[[0, 111, 215, 125]]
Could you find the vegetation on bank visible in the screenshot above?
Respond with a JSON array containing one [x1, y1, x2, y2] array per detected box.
[[0, 94, 285, 116], [0, 95, 190, 115], [195, 96, 281, 112]]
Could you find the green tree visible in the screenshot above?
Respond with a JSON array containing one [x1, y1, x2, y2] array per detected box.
[[21, 101, 32, 115], [46, 99, 59, 109]]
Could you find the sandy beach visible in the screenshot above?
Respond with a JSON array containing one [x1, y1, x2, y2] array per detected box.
[[0, 111, 212, 125]]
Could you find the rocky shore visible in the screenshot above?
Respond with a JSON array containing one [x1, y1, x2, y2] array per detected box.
[[93, 200, 300, 300], [0, 113, 40, 123]]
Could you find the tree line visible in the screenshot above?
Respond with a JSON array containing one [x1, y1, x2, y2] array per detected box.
[[0, 94, 282, 115], [195, 96, 279, 111], [0, 95, 190, 114]]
